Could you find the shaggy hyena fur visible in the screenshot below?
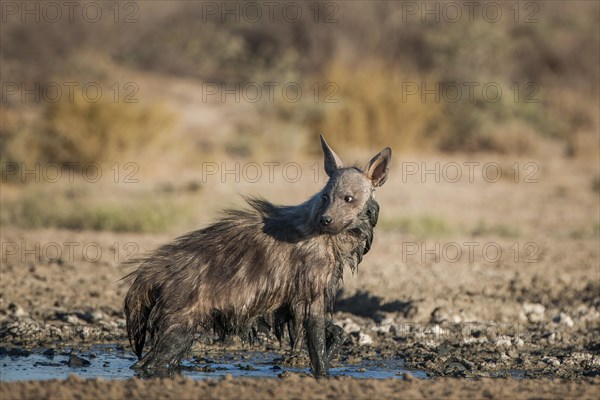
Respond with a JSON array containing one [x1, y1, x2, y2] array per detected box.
[[123, 135, 391, 376]]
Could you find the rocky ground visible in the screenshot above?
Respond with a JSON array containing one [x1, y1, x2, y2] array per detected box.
[[1, 154, 599, 398]]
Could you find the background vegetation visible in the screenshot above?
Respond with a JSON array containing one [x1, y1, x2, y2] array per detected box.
[[1, 0, 598, 232]]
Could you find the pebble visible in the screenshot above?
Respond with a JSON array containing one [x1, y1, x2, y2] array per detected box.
[[523, 303, 545, 314], [542, 356, 561, 367], [371, 316, 397, 334], [507, 349, 519, 359], [78, 311, 105, 323], [8, 303, 29, 319], [430, 307, 448, 324], [358, 332, 373, 346], [341, 318, 361, 334], [68, 354, 91, 367], [399, 372, 415, 381], [553, 312, 574, 327], [523, 303, 545, 322], [66, 315, 83, 324], [42, 348, 56, 357], [494, 336, 513, 348], [542, 332, 557, 344]]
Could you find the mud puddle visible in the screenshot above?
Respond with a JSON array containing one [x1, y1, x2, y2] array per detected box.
[[0, 345, 428, 381]]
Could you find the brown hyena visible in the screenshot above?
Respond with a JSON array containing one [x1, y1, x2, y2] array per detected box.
[[123, 135, 391, 377]]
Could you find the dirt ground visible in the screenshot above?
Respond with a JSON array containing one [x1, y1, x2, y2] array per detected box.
[[1, 149, 599, 398], [2, 375, 599, 400]]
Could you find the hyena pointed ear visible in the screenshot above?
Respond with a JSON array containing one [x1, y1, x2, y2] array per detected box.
[[320, 134, 344, 177], [366, 147, 392, 187]]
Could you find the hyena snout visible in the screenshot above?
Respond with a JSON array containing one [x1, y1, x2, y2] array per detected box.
[[320, 215, 333, 226], [319, 212, 351, 233]]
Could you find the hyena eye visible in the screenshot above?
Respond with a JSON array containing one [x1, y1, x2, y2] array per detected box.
[[344, 195, 354, 203], [322, 194, 329, 202]]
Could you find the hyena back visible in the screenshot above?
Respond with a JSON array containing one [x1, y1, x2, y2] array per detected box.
[[123, 135, 391, 376]]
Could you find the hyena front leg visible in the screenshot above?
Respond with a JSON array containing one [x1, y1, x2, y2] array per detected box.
[[135, 317, 196, 372], [305, 298, 328, 377]]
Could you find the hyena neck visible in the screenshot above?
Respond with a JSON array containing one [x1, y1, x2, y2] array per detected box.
[[323, 197, 379, 311], [330, 196, 379, 273], [246, 193, 379, 260], [245, 195, 378, 272], [245, 195, 324, 242]]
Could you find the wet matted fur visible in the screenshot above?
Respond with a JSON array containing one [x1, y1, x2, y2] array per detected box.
[[123, 135, 391, 376]]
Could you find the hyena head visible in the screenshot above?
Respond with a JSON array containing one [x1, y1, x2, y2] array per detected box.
[[317, 135, 391, 234]]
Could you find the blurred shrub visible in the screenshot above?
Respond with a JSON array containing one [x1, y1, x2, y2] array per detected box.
[[2, 92, 175, 168], [114, 3, 328, 82], [379, 214, 454, 238], [39, 92, 174, 165], [0, 186, 187, 233], [569, 223, 600, 240], [0, 107, 30, 165], [471, 220, 521, 238], [592, 176, 600, 193], [2, 1, 598, 157], [300, 62, 446, 153], [296, 62, 542, 155], [436, 95, 545, 154]]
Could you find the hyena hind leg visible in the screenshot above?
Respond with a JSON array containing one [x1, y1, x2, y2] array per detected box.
[[134, 321, 196, 373], [289, 307, 306, 353]]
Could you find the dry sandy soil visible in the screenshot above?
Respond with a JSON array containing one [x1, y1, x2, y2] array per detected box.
[[1, 148, 599, 398], [2, 375, 599, 400]]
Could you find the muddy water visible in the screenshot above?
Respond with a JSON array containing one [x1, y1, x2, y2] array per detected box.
[[0, 345, 428, 381]]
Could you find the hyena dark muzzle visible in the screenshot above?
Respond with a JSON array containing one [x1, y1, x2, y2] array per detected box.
[[123, 135, 391, 377]]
